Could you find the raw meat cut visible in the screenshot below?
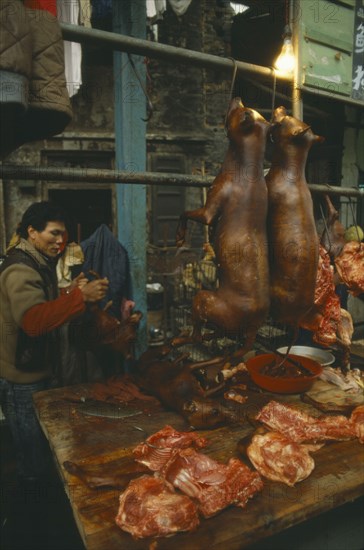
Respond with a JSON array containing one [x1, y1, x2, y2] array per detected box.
[[300, 245, 354, 363], [115, 475, 199, 538], [133, 425, 207, 471], [319, 195, 346, 261], [256, 401, 356, 443], [163, 447, 263, 518], [335, 241, 364, 297], [247, 431, 322, 486], [351, 405, 364, 443]]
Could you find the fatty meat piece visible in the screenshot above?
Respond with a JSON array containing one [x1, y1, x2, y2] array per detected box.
[[256, 401, 356, 443], [163, 447, 263, 518], [133, 425, 207, 471], [247, 431, 322, 486], [115, 475, 199, 539]]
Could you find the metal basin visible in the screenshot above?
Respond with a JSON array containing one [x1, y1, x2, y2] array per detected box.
[[276, 346, 335, 367]]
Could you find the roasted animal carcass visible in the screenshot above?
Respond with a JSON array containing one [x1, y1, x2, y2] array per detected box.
[[175, 98, 270, 354], [69, 299, 142, 360], [265, 107, 323, 325], [82, 303, 142, 359], [134, 347, 238, 429]]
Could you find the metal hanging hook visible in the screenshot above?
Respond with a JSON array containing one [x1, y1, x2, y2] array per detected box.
[[224, 58, 239, 135]]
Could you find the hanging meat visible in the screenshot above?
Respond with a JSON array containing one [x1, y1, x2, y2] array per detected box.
[[175, 98, 270, 355], [265, 106, 323, 325], [80, 303, 142, 359], [300, 245, 354, 366], [319, 194, 346, 261], [335, 241, 364, 297]]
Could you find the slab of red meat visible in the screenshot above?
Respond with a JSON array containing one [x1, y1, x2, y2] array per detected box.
[[256, 401, 356, 443], [163, 447, 263, 518], [247, 431, 322, 486], [300, 245, 343, 346], [133, 425, 207, 471], [115, 475, 199, 538], [314, 244, 336, 306], [335, 242, 364, 297], [350, 405, 364, 443]]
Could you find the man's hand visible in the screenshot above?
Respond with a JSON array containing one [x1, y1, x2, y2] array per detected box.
[[81, 277, 109, 303], [68, 272, 89, 291]]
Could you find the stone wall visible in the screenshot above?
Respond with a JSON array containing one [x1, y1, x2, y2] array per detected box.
[[2, 0, 233, 248]]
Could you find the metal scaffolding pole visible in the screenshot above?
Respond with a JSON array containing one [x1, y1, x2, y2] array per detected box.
[[1, 165, 362, 198], [60, 22, 287, 81]]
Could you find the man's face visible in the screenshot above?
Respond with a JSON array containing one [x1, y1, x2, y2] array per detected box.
[[28, 221, 66, 258]]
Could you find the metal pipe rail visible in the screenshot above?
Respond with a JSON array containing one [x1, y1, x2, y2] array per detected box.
[[60, 22, 285, 81], [1, 165, 362, 198]]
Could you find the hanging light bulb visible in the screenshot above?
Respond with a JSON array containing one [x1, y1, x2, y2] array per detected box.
[[274, 24, 295, 75]]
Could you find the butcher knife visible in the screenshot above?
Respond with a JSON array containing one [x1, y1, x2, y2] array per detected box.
[[76, 399, 143, 419]]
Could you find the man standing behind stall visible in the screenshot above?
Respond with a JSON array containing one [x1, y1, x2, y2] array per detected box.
[[0, 201, 109, 482]]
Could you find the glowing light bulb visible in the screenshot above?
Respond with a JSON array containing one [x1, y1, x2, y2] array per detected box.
[[274, 25, 295, 76]]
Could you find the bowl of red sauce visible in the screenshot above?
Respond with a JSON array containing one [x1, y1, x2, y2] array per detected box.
[[246, 353, 323, 394]]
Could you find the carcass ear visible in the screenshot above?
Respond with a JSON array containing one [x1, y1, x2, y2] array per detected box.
[[272, 106, 286, 124]]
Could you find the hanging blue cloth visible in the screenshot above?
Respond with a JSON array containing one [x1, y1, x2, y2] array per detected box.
[[80, 224, 132, 319], [91, 0, 112, 19]]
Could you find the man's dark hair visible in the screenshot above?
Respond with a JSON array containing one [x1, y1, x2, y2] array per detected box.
[[17, 201, 68, 238]]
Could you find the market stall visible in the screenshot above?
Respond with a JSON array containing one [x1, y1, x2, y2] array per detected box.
[[1, 2, 364, 548], [33, 367, 364, 549]]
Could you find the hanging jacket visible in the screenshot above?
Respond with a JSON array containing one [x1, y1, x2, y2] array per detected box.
[[81, 224, 132, 319], [0, 0, 72, 158]]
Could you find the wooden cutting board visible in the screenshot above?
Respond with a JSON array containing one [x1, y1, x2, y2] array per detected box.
[[302, 379, 364, 413]]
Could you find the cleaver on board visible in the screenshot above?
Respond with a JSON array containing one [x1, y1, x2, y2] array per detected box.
[[76, 399, 143, 419]]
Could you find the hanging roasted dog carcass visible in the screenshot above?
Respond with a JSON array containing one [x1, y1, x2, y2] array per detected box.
[[265, 106, 323, 326], [175, 98, 270, 354]]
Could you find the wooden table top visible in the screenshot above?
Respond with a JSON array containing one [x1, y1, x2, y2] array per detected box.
[[33, 383, 364, 550]]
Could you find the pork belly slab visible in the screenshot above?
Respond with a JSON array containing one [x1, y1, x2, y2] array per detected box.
[[163, 447, 263, 518], [256, 401, 356, 443], [247, 432, 322, 486], [115, 476, 199, 538], [133, 425, 207, 472]]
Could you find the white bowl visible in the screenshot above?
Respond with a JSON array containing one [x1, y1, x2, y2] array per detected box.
[[276, 346, 335, 367]]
